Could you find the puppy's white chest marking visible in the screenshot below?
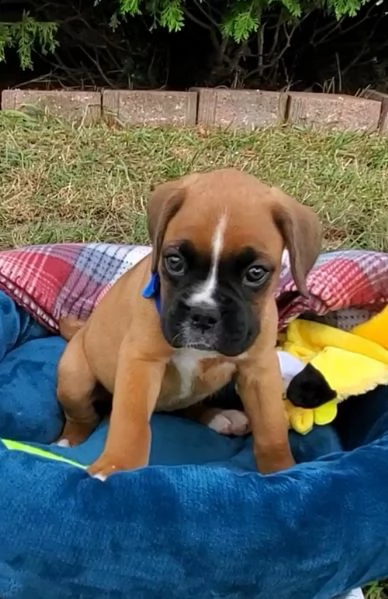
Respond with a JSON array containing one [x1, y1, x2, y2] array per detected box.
[[171, 348, 218, 400], [188, 214, 227, 307]]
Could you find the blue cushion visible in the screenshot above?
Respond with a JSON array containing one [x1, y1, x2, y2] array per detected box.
[[0, 291, 387, 599]]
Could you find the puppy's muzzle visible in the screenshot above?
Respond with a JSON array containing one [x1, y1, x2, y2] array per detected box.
[[177, 301, 221, 350], [189, 305, 220, 333]]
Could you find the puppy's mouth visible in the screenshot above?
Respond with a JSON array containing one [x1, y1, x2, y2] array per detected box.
[[171, 321, 218, 351]]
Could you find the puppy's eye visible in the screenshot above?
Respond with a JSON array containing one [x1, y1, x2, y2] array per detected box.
[[243, 265, 269, 288], [164, 253, 186, 276]]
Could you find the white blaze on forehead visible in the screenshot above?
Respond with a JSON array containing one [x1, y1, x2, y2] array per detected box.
[[188, 214, 227, 307]]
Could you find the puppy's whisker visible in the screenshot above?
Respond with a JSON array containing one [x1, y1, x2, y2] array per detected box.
[[171, 330, 185, 347]]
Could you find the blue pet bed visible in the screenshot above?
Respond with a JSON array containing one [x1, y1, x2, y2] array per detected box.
[[1, 289, 388, 599]]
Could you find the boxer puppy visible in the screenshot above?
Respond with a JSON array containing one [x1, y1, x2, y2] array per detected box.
[[57, 168, 321, 478]]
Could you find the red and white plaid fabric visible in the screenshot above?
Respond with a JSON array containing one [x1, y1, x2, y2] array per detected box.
[[0, 244, 386, 332], [277, 249, 388, 328]]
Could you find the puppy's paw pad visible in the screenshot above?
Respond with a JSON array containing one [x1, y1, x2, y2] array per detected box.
[[207, 409, 250, 436], [56, 438, 71, 448]]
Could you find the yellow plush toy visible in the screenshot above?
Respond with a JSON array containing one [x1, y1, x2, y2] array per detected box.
[[279, 306, 388, 434]]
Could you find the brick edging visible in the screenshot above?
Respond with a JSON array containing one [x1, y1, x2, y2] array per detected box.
[[1, 88, 386, 134]]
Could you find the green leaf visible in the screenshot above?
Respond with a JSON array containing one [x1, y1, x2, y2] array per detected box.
[[0, 24, 14, 63], [160, 0, 184, 31], [267, 0, 302, 17], [221, 2, 261, 42], [119, 0, 142, 14], [324, 0, 373, 17], [109, 11, 121, 30], [0, 12, 57, 69]]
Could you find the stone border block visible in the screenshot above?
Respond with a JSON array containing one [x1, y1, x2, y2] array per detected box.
[[363, 89, 388, 135], [1, 90, 101, 124], [1, 88, 386, 134], [102, 90, 198, 126], [287, 92, 381, 132], [195, 88, 287, 130]]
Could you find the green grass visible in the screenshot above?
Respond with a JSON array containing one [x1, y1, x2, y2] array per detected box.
[[0, 111, 387, 250], [0, 110, 388, 597], [366, 582, 388, 599]]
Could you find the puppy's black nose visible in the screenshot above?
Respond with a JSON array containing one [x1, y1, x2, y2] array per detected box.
[[189, 306, 219, 332]]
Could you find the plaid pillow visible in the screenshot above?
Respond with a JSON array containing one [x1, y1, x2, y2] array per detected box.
[[0, 244, 386, 332], [0, 243, 151, 330], [277, 250, 388, 329]]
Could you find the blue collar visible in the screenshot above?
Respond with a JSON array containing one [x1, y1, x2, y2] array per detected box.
[[142, 272, 161, 313]]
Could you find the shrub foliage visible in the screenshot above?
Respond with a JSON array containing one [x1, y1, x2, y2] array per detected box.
[[0, 0, 386, 92]]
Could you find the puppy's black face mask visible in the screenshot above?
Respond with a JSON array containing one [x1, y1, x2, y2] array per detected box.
[[159, 241, 274, 357]]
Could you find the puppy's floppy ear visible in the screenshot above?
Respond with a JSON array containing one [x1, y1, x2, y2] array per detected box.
[[147, 181, 185, 272], [271, 188, 322, 297]]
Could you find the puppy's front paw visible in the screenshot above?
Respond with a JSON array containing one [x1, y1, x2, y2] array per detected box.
[[206, 409, 250, 436], [87, 453, 148, 479], [57, 420, 96, 447], [56, 438, 71, 448], [254, 445, 295, 474]]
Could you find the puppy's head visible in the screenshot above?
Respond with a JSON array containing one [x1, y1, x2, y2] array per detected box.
[[147, 168, 321, 357]]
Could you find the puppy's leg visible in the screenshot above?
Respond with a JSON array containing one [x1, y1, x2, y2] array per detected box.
[[57, 329, 99, 446], [237, 350, 295, 474], [59, 316, 86, 341], [88, 337, 167, 478]]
